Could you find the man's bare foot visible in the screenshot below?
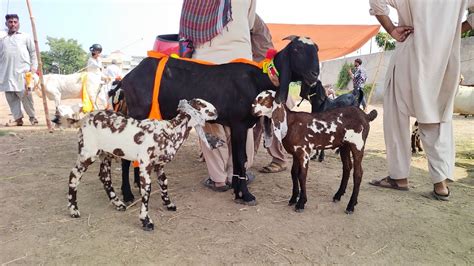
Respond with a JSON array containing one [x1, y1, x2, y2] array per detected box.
[[434, 180, 449, 196]]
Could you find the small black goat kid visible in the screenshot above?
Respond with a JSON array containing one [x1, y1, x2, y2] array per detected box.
[[252, 91, 377, 214], [66, 99, 220, 231]]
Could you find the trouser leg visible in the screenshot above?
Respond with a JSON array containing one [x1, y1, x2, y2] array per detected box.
[[383, 80, 411, 180], [21, 91, 36, 119], [200, 123, 229, 183], [418, 122, 454, 183], [5, 92, 23, 120]]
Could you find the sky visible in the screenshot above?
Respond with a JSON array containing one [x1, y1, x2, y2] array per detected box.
[[1, 0, 388, 57]]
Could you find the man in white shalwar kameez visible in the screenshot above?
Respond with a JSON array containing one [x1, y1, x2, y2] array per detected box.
[[368, 0, 474, 200], [0, 14, 38, 126]]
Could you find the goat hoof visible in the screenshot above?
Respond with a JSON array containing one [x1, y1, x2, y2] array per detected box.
[[234, 199, 258, 206], [142, 223, 154, 231], [116, 204, 127, 211], [124, 200, 134, 206], [295, 208, 304, 213], [333, 198, 340, 202], [166, 204, 177, 211], [344, 209, 354, 215], [69, 209, 80, 218]]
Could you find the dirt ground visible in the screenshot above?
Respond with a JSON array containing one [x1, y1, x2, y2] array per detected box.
[[0, 94, 473, 265]]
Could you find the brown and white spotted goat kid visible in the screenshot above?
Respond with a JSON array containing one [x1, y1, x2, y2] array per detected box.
[[67, 99, 220, 231], [252, 91, 377, 214]]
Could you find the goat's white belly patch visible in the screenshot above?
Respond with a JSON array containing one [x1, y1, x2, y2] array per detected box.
[[343, 129, 364, 150]]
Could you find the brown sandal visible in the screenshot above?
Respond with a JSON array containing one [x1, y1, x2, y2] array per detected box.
[[259, 162, 287, 173], [369, 176, 409, 191]]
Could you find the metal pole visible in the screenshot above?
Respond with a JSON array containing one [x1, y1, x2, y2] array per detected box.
[[26, 0, 53, 132]]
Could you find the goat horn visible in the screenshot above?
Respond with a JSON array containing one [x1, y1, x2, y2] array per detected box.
[[282, 35, 298, 41]]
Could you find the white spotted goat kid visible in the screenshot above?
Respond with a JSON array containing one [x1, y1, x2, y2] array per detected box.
[[67, 98, 220, 231], [252, 90, 377, 214]]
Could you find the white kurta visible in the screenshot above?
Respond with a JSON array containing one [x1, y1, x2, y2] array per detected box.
[[191, 0, 256, 182], [370, 0, 474, 123], [0, 31, 38, 92], [192, 0, 256, 63]]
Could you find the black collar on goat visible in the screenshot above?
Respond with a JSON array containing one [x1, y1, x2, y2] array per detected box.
[[113, 36, 320, 206]]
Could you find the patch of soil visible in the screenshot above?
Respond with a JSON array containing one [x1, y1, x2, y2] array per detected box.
[[0, 95, 473, 264]]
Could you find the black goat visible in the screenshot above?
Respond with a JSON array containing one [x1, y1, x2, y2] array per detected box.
[[112, 36, 320, 205], [299, 80, 364, 162]]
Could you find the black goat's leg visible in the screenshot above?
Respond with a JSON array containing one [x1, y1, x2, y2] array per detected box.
[[120, 159, 135, 205], [333, 145, 351, 202], [289, 155, 300, 206], [231, 126, 256, 205], [346, 147, 363, 214], [99, 155, 126, 211], [133, 166, 140, 188], [154, 165, 176, 211]]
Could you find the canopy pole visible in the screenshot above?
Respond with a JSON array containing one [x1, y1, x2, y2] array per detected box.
[[26, 0, 53, 132], [366, 38, 387, 107]]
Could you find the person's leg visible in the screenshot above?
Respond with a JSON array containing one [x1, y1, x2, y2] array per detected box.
[[5, 92, 24, 122], [370, 78, 410, 189], [21, 92, 37, 124], [360, 88, 367, 110], [253, 117, 263, 154], [200, 123, 229, 186], [268, 138, 286, 167], [418, 121, 453, 196]]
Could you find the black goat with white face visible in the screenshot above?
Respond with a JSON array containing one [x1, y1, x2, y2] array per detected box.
[[299, 80, 364, 162], [111, 36, 320, 205]]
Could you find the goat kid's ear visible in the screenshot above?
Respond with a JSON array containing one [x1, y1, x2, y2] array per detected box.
[[271, 104, 288, 143], [263, 116, 273, 148]]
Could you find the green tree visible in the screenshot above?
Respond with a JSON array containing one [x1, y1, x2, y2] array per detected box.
[[375, 32, 396, 51], [336, 62, 353, 89], [41, 37, 87, 74], [462, 9, 473, 38]]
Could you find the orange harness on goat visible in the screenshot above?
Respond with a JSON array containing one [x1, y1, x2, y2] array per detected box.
[[133, 51, 276, 168], [146, 50, 266, 120]]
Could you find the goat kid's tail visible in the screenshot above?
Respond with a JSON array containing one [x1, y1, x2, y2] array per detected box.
[[366, 110, 378, 122]]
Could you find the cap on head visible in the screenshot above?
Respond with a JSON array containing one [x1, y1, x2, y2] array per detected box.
[[89, 43, 102, 54]]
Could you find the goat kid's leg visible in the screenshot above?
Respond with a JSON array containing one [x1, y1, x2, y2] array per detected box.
[[295, 154, 309, 212], [154, 165, 176, 211], [231, 127, 256, 205], [346, 147, 363, 214], [318, 150, 325, 162], [333, 145, 352, 202], [99, 156, 126, 211], [289, 156, 300, 206], [120, 159, 135, 205], [139, 164, 154, 231], [68, 157, 94, 218]]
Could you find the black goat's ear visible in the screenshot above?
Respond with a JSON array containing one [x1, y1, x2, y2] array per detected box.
[[282, 35, 298, 41], [274, 49, 291, 104]]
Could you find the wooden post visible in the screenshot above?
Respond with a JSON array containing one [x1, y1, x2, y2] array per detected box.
[[366, 38, 387, 106], [26, 0, 53, 131]]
